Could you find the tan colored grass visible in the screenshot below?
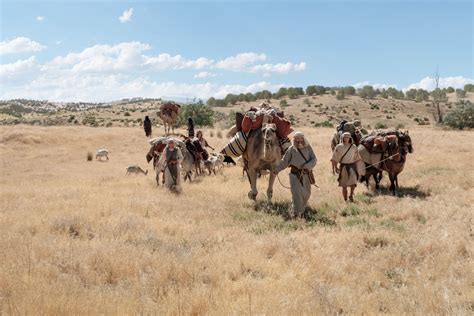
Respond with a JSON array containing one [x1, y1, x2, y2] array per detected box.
[[0, 125, 473, 314]]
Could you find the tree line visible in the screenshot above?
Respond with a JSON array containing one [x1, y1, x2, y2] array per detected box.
[[206, 84, 473, 107]]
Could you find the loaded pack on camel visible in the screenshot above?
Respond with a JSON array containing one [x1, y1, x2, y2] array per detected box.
[[358, 129, 413, 193], [221, 103, 293, 158]]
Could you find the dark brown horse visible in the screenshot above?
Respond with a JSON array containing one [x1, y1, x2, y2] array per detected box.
[[365, 131, 413, 194]]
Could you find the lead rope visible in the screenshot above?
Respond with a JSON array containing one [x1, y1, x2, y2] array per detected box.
[[363, 152, 400, 170], [275, 170, 320, 190]]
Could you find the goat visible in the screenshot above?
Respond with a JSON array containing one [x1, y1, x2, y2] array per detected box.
[[204, 153, 225, 175], [96, 149, 109, 161], [126, 165, 148, 175]]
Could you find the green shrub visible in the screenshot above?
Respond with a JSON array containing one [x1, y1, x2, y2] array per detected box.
[[177, 100, 214, 127], [443, 102, 474, 129], [314, 120, 333, 128], [375, 122, 388, 129], [279, 99, 288, 107]]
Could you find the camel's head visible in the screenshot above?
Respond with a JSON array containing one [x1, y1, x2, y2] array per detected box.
[[262, 123, 278, 160], [262, 123, 277, 145]]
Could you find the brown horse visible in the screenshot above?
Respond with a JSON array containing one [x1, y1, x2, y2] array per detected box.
[[242, 124, 282, 201], [364, 131, 413, 194]]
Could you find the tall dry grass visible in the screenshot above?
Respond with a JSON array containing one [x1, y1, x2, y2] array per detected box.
[[0, 125, 472, 314]]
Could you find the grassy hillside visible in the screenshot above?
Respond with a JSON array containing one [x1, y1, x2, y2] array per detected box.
[[1, 93, 473, 131], [0, 125, 472, 314]]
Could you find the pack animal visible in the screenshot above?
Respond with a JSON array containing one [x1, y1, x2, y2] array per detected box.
[[360, 130, 413, 194], [242, 124, 281, 201]]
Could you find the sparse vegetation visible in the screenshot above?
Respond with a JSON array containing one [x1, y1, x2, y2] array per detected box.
[[443, 102, 474, 129]]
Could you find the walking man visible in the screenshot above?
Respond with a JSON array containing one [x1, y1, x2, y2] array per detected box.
[[331, 132, 361, 202], [159, 139, 183, 192], [273, 132, 317, 218]]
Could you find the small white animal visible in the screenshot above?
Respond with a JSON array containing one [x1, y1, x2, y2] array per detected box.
[[96, 149, 109, 161], [204, 153, 225, 175], [126, 165, 148, 175]]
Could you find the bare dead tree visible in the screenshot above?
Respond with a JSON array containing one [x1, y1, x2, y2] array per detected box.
[[433, 68, 444, 124]]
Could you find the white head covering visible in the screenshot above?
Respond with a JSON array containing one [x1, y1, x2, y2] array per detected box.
[[294, 131, 304, 138]]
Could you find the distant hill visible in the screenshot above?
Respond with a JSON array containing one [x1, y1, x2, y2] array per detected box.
[[0, 93, 472, 130]]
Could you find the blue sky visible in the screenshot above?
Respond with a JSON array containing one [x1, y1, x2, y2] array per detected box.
[[0, 0, 472, 101]]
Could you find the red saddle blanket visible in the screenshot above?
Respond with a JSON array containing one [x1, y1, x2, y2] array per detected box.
[[240, 111, 291, 139]]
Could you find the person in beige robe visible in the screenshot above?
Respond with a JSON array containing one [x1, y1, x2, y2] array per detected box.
[[273, 132, 317, 218], [159, 139, 184, 191], [331, 132, 361, 202]]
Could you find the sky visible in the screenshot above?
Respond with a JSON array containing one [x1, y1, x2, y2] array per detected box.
[[0, 0, 473, 102]]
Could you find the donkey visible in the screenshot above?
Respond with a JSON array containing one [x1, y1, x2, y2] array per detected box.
[[242, 124, 282, 201]]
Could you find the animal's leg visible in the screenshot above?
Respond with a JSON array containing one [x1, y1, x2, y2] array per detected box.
[[395, 174, 399, 193], [247, 168, 258, 200], [155, 171, 160, 186], [375, 171, 382, 191], [267, 171, 276, 201], [388, 173, 396, 195]]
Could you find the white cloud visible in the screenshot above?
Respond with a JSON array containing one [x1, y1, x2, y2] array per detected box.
[[119, 8, 133, 23], [353, 81, 397, 90], [46, 42, 151, 72], [0, 37, 47, 54], [405, 76, 474, 91], [215, 52, 267, 72], [0, 41, 306, 101], [250, 61, 306, 75], [55, 41, 62, 45], [36, 16, 45, 22], [193, 71, 217, 79], [0, 56, 37, 79], [145, 54, 214, 70], [0, 71, 285, 102], [215, 52, 306, 75]]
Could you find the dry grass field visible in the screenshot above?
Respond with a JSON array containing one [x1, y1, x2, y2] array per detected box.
[[0, 124, 473, 314]]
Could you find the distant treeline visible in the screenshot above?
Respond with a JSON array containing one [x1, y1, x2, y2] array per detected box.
[[207, 84, 474, 107]]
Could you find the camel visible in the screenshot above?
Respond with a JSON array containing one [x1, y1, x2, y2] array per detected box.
[[157, 102, 181, 135], [242, 124, 282, 201], [158, 111, 178, 135]]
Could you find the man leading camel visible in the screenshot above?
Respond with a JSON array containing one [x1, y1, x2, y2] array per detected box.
[[159, 139, 183, 192], [273, 132, 317, 218], [331, 132, 361, 202]]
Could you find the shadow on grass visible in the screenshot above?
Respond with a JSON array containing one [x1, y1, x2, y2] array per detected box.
[[253, 201, 336, 226], [374, 185, 430, 199], [395, 185, 431, 199]]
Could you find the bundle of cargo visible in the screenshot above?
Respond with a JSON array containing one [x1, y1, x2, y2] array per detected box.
[[221, 104, 293, 157]]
